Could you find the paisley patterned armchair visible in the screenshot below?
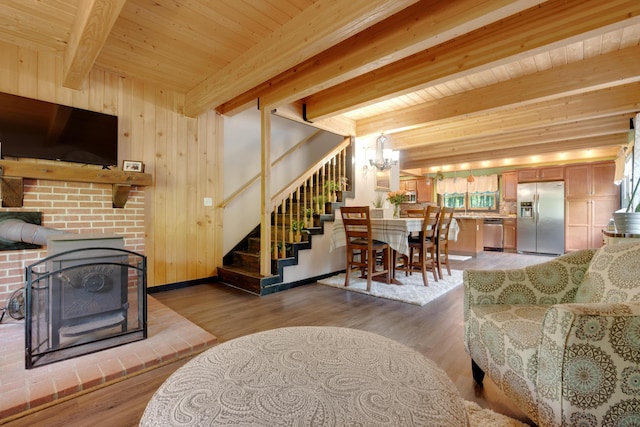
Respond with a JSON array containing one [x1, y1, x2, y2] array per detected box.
[[463, 242, 640, 427]]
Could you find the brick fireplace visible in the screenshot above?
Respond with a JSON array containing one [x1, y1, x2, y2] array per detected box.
[[0, 178, 145, 305]]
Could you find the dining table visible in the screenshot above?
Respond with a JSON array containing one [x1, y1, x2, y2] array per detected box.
[[330, 216, 422, 257], [330, 214, 458, 257], [330, 211, 459, 285]]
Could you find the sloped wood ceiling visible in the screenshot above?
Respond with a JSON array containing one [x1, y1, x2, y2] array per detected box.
[[1, 0, 638, 172]]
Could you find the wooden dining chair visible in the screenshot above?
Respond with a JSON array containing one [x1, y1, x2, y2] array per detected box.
[[395, 205, 440, 286], [436, 207, 455, 279], [340, 206, 391, 291], [393, 208, 424, 278]]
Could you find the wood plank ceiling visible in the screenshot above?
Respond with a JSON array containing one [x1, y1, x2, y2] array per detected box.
[[0, 0, 638, 174]]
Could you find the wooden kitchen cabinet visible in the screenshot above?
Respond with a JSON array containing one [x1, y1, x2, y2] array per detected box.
[[400, 179, 417, 192], [416, 178, 433, 202], [503, 218, 517, 250], [565, 162, 619, 198], [502, 171, 517, 201], [517, 169, 539, 182], [565, 161, 619, 251], [566, 198, 619, 251], [400, 178, 433, 202], [517, 166, 564, 182]]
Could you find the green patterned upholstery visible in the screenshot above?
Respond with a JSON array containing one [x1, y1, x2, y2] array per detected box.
[[464, 243, 640, 427], [575, 242, 640, 303]]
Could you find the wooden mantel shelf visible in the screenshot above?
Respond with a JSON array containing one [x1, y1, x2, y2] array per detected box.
[[0, 159, 152, 186], [0, 159, 153, 208]]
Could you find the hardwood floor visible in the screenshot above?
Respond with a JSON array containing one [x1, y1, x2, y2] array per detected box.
[[2, 251, 551, 427]]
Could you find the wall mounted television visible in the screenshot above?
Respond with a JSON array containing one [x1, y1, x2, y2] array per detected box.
[[0, 92, 118, 166]]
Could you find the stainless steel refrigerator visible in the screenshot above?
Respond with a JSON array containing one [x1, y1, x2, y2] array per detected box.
[[517, 181, 565, 255]]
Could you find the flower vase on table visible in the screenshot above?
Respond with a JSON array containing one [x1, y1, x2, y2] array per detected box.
[[387, 190, 407, 218]]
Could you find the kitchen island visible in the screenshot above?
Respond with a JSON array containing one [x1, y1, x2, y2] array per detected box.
[[448, 217, 484, 256], [448, 214, 517, 256], [397, 203, 513, 257]]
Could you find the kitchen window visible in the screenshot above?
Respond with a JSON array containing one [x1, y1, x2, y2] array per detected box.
[[470, 192, 497, 209], [439, 174, 498, 211], [443, 193, 466, 209], [443, 192, 497, 210]]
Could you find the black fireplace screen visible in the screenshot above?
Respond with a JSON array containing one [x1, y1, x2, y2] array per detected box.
[[25, 247, 147, 369]]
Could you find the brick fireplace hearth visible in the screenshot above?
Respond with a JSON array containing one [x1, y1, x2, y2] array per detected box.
[[0, 178, 145, 304], [0, 296, 218, 421]]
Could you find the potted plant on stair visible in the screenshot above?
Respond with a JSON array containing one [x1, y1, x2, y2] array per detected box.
[[290, 220, 310, 242], [323, 180, 342, 203], [304, 208, 314, 228]]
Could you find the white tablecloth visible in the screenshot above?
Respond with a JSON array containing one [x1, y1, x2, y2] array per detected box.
[[330, 216, 458, 256]]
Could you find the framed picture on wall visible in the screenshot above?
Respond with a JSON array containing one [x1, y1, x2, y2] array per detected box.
[[375, 170, 391, 191], [123, 160, 145, 172]]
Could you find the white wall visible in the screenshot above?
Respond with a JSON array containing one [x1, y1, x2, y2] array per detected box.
[[281, 221, 345, 282], [349, 135, 400, 208], [222, 109, 342, 254]]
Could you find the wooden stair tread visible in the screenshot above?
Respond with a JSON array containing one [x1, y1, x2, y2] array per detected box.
[[234, 250, 259, 257], [218, 264, 274, 279]]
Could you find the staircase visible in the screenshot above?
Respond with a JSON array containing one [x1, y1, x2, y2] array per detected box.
[[218, 142, 353, 296], [218, 199, 347, 295]]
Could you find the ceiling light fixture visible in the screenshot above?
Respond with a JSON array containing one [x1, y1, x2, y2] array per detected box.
[[368, 134, 399, 171]]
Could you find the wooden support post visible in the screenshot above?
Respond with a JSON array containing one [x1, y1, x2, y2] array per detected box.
[[260, 107, 272, 275]]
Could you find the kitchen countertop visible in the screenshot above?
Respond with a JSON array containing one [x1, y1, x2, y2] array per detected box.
[[397, 204, 516, 219], [453, 213, 516, 219], [398, 214, 513, 220]]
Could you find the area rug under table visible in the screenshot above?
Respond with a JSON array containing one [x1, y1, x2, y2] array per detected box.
[[317, 269, 463, 306]]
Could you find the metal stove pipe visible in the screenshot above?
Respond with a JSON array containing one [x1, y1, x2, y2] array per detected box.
[[0, 218, 70, 246]]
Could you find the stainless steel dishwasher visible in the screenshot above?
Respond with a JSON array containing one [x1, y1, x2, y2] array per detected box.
[[483, 218, 504, 251]]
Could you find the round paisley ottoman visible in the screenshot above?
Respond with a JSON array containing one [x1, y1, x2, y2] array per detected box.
[[141, 326, 469, 426]]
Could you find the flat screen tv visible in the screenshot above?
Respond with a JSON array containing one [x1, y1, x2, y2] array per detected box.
[[0, 92, 118, 166]]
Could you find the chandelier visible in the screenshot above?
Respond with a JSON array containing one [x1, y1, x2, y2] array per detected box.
[[368, 134, 399, 171]]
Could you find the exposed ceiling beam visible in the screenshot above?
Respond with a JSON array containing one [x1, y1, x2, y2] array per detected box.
[[392, 82, 640, 149], [220, 0, 544, 115], [184, 0, 417, 117], [402, 134, 626, 169], [272, 103, 356, 136], [63, 0, 126, 89], [401, 116, 631, 168], [357, 44, 640, 136], [303, 0, 640, 122], [402, 115, 630, 159]]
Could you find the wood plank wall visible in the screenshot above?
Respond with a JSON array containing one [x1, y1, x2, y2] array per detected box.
[[0, 41, 223, 288]]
